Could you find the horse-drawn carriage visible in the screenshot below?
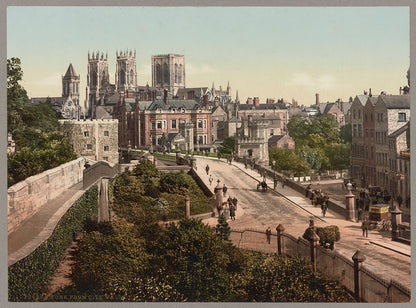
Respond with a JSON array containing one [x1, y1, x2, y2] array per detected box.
[[257, 180, 268, 192], [367, 204, 391, 230]]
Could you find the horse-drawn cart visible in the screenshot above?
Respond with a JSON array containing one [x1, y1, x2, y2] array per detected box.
[[368, 204, 391, 230]]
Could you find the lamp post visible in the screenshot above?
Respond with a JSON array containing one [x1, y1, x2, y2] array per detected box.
[[272, 160, 277, 189], [345, 181, 356, 221]]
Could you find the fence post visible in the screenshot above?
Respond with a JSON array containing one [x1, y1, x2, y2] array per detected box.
[[276, 224, 285, 255], [352, 250, 366, 302], [309, 230, 319, 271]]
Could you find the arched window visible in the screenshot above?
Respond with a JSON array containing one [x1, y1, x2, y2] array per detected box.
[[76, 83, 78, 94], [120, 69, 125, 85], [130, 69, 134, 85], [92, 71, 97, 87], [175, 63, 178, 83], [156, 64, 161, 84], [164, 63, 169, 83], [178, 64, 182, 84]]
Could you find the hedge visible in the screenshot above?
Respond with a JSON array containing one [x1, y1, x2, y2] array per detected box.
[[8, 185, 98, 301]]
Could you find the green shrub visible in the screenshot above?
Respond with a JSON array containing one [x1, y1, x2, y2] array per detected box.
[[302, 225, 340, 247], [8, 186, 98, 301]]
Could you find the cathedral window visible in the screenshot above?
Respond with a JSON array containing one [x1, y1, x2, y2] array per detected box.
[[156, 64, 161, 84], [76, 83, 78, 94], [92, 71, 98, 87], [120, 69, 125, 85], [164, 63, 169, 83], [130, 69, 134, 85], [179, 64, 182, 83], [175, 64, 178, 83]]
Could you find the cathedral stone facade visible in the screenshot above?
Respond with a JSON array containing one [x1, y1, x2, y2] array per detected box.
[[61, 64, 80, 119], [152, 54, 185, 96], [115, 49, 137, 92]]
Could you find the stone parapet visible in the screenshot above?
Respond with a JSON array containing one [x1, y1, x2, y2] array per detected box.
[[7, 158, 85, 234]]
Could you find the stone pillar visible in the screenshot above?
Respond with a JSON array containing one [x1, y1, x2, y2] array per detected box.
[[276, 224, 285, 255], [390, 204, 403, 240], [345, 189, 356, 221], [185, 195, 190, 219], [176, 150, 181, 165], [309, 230, 319, 271], [214, 180, 222, 216], [352, 250, 366, 302], [98, 178, 110, 222], [189, 157, 196, 169]]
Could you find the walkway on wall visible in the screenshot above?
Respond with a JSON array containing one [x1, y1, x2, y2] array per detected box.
[[8, 182, 84, 266]]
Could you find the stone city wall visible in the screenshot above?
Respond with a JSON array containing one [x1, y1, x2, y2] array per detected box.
[[7, 158, 85, 234], [230, 229, 410, 302]]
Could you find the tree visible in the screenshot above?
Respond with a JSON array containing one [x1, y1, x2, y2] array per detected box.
[[154, 219, 232, 301], [287, 116, 310, 147], [219, 137, 235, 155], [340, 124, 352, 144], [215, 214, 231, 242], [310, 114, 340, 144], [269, 147, 310, 176]]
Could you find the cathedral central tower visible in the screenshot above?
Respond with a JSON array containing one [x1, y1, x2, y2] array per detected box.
[[115, 49, 137, 92]]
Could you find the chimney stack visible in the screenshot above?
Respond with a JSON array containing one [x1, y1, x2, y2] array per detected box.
[[254, 97, 260, 107], [315, 93, 319, 105], [369, 88, 372, 97], [164, 89, 168, 105]]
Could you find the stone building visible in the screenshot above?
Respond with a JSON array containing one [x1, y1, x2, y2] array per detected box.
[[235, 116, 269, 164], [152, 54, 185, 96], [30, 63, 81, 120], [387, 122, 410, 215], [362, 96, 379, 187], [237, 102, 289, 135], [350, 95, 370, 186], [59, 119, 119, 164], [374, 95, 410, 190], [268, 134, 295, 150]]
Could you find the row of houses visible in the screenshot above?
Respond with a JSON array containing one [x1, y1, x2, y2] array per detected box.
[[350, 94, 410, 216]]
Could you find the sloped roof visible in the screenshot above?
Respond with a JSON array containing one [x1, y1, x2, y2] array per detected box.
[[268, 135, 285, 143], [64, 63, 77, 77], [238, 103, 287, 111], [388, 121, 410, 138], [355, 95, 369, 106], [378, 95, 410, 109], [176, 87, 208, 99], [147, 99, 200, 111]]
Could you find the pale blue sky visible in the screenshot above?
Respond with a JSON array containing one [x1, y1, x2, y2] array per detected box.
[[7, 6, 410, 106]]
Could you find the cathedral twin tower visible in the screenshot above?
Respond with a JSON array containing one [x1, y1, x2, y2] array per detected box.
[[85, 50, 185, 116]]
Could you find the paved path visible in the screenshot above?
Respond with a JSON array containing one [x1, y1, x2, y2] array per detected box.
[[8, 182, 85, 266], [194, 156, 411, 291]]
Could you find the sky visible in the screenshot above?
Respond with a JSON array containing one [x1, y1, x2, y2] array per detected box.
[[7, 6, 410, 107]]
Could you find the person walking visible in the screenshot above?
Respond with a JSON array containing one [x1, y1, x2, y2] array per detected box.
[[229, 203, 236, 221], [266, 227, 271, 244], [273, 176, 278, 190], [361, 219, 369, 237], [223, 184, 228, 195], [281, 177, 285, 189], [232, 197, 238, 210], [205, 164, 210, 175], [306, 184, 312, 198], [209, 174, 213, 186], [321, 201, 327, 217]]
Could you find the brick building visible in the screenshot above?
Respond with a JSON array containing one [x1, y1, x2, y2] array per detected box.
[[362, 96, 379, 187], [114, 90, 212, 152]]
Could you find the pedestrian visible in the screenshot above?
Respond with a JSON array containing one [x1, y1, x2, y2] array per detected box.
[[310, 190, 315, 205], [306, 184, 311, 198], [209, 174, 213, 186], [206, 164, 210, 175], [229, 203, 236, 221], [245, 160, 248, 169], [223, 184, 228, 195], [321, 202, 327, 217], [273, 176, 278, 190], [266, 227, 271, 244], [361, 219, 368, 237], [397, 195, 403, 207], [232, 197, 238, 210], [281, 177, 285, 189], [223, 202, 230, 220]]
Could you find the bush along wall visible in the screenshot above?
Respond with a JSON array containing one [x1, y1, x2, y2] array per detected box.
[[8, 185, 98, 302]]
